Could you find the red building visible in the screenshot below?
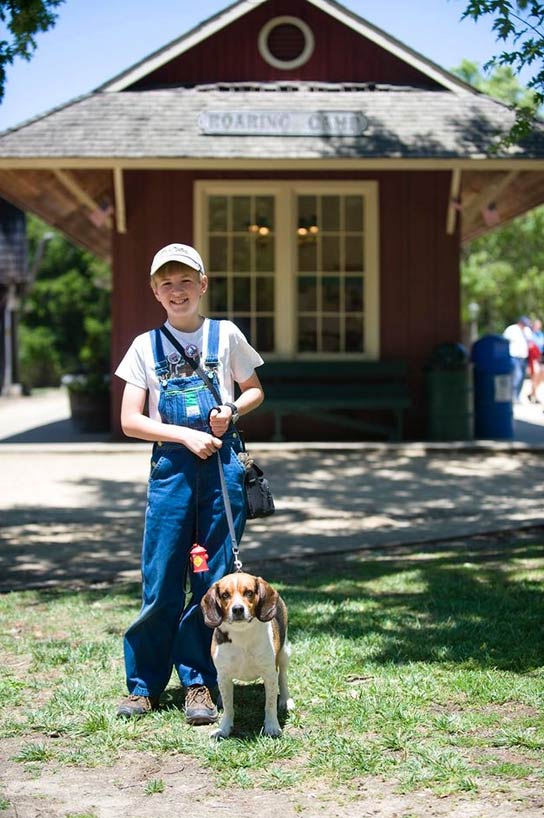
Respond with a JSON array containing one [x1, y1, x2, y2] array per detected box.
[[0, 0, 543, 438]]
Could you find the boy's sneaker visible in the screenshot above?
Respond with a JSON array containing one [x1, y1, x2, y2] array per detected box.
[[116, 694, 160, 718], [184, 685, 218, 725]]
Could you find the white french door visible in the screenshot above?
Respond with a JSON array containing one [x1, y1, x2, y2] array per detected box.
[[195, 181, 379, 358]]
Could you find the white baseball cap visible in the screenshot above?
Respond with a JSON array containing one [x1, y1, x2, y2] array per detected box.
[[150, 243, 205, 276]]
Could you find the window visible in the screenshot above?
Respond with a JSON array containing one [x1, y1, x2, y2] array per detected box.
[[195, 181, 379, 358], [258, 17, 315, 70]]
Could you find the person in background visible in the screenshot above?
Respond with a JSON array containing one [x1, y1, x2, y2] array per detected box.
[[527, 318, 544, 404], [503, 316, 531, 402], [531, 318, 544, 356]]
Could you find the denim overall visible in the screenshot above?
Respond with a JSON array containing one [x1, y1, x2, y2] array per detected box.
[[123, 319, 247, 696]]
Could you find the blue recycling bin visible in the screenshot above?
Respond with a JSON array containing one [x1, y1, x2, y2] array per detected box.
[[471, 334, 513, 439]]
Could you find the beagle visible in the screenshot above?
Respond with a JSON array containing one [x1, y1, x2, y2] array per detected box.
[[201, 572, 294, 738]]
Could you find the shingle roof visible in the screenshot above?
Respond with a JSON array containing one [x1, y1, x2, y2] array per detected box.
[[0, 84, 542, 161]]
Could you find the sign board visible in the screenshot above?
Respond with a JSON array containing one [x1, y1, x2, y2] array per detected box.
[[198, 110, 368, 137]]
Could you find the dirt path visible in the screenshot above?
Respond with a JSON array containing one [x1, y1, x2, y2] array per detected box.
[[2, 743, 543, 818]]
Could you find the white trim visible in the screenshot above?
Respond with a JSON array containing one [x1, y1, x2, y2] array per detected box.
[[0, 157, 539, 170], [446, 168, 461, 236], [99, 0, 473, 95], [194, 179, 380, 359], [113, 166, 127, 233], [258, 16, 315, 70]]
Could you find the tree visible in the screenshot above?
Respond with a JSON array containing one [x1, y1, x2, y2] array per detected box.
[[0, 0, 64, 103], [20, 215, 111, 388], [461, 1, 544, 142]]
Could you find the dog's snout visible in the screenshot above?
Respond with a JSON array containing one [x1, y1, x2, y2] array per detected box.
[[231, 604, 245, 620]]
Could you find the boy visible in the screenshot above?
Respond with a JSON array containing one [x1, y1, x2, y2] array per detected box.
[[114, 242, 264, 723]]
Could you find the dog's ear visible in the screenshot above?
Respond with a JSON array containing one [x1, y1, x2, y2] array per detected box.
[[201, 585, 223, 628], [255, 577, 279, 622]]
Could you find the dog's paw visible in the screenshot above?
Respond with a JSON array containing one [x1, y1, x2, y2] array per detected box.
[[210, 726, 231, 741], [279, 696, 295, 712], [263, 721, 282, 737]]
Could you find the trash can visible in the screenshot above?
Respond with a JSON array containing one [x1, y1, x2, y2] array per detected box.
[[471, 334, 513, 439], [426, 342, 474, 441]]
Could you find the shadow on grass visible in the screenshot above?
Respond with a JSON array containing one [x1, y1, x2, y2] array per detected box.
[[6, 533, 543, 679], [261, 535, 544, 674]]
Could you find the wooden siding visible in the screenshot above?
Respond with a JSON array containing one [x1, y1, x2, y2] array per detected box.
[[129, 0, 443, 89], [111, 168, 459, 438]]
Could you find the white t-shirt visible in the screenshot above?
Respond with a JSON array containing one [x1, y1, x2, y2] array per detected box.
[[115, 318, 263, 422], [503, 323, 529, 359]]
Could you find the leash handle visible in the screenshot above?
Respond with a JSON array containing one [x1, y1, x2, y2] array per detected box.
[[217, 453, 243, 572]]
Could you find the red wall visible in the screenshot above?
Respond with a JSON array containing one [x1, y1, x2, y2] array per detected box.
[[111, 169, 459, 439], [129, 0, 442, 89]]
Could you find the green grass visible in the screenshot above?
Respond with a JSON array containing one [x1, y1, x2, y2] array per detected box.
[[1, 536, 543, 797]]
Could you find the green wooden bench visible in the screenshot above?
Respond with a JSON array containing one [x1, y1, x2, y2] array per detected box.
[[254, 360, 411, 442]]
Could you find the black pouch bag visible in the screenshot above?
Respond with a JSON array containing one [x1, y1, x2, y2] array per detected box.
[[238, 441, 275, 519], [244, 459, 275, 519]]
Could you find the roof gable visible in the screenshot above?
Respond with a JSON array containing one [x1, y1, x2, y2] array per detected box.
[[98, 0, 474, 95]]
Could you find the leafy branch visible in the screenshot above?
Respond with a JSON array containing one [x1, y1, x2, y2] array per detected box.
[[461, 1, 544, 143], [0, 0, 64, 103]]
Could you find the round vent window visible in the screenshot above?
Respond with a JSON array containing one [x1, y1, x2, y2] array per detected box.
[[258, 16, 315, 70]]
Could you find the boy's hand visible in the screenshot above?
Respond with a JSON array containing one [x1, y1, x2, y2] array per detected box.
[[182, 428, 223, 459], [209, 406, 232, 438]]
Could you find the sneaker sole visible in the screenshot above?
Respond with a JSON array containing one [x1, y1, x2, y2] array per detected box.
[[185, 711, 218, 725]]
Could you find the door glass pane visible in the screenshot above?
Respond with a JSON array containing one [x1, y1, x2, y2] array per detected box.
[[298, 240, 317, 273], [345, 196, 363, 231], [322, 277, 340, 312], [234, 316, 251, 340], [345, 236, 363, 272], [345, 277, 363, 311], [322, 196, 340, 231], [298, 195, 317, 228], [256, 317, 274, 352], [255, 196, 274, 230], [233, 235, 250, 272], [233, 277, 251, 311], [209, 236, 227, 272], [298, 276, 317, 311], [209, 196, 228, 232], [209, 277, 228, 312], [255, 235, 274, 272], [298, 316, 317, 352], [232, 196, 251, 231], [322, 236, 340, 272], [346, 315, 364, 352], [322, 317, 340, 352], [256, 277, 274, 311]]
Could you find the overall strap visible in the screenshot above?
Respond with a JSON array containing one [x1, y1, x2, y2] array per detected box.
[[205, 319, 220, 368], [151, 328, 169, 379]]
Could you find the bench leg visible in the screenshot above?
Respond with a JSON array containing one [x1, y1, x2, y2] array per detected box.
[[272, 410, 284, 442]]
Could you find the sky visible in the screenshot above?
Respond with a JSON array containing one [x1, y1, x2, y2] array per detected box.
[[0, 0, 523, 132]]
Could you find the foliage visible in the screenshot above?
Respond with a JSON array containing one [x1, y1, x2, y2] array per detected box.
[[461, 1, 544, 143], [20, 215, 111, 390], [0, 0, 64, 104], [451, 61, 544, 332], [461, 207, 544, 331]]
